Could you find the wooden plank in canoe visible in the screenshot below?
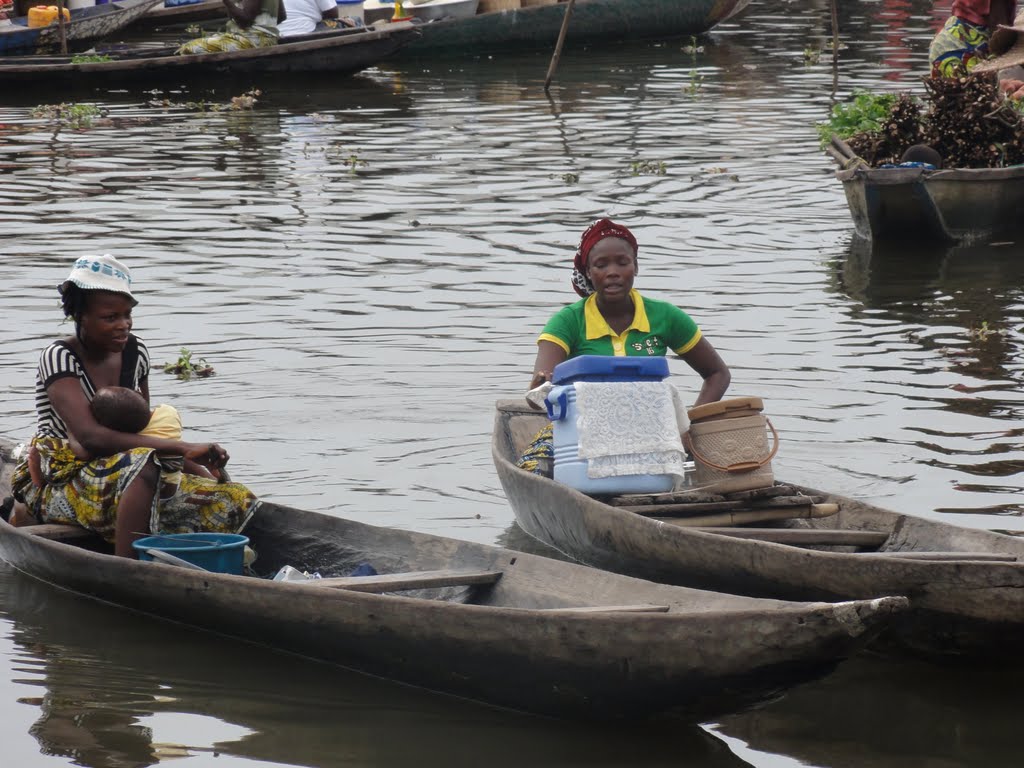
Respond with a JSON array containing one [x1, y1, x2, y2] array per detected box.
[[655, 504, 840, 528], [859, 551, 1019, 562], [625, 500, 745, 515], [308, 569, 503, 592], [22, 524, 96, 541], [545, 604, 671, 613], [695, 527, 890, 547]]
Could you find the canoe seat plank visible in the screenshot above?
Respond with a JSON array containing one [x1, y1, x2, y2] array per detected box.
[[696, 528, 890, 547], [308, 569, 504, 592], [654, 504, 840, 528], [860, 551, 1019, 562], [22, 524, 97, 541], [545, 604, 671, 614]]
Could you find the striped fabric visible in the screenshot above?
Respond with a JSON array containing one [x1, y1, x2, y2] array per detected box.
[[35, 337, 150, 439]]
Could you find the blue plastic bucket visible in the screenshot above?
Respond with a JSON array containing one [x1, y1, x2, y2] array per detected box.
[[133, 533, 249, 574]]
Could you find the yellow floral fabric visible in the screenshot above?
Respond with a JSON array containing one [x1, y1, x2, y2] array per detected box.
[[11, 437, 258, 544]]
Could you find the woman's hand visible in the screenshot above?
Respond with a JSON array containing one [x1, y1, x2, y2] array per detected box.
[[183, 443, 230, 470]]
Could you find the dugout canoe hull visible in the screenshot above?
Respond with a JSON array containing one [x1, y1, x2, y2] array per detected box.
[[837, 164, 1024, 244], [0, 24, 417, 83], [0, 439, 904, 721], [130, 0, 751, 56], [493, 400, 1024, 658]]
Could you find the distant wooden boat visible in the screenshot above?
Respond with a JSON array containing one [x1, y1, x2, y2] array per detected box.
[[129, 0, 751, 56], [837, 164, 1024, 244], [0, 438, 904, 720], [493, 399, 1024, 658], [0, 0, 164, 55], [0, 23, 418, 84]]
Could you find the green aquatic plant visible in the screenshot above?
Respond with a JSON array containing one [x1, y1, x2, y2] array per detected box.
[[163, 347, 215, 381], [630, 159, 667, 176], [816, 90, 897, 148], [30, 102, 104, 129], [70, 54, 112, 63]]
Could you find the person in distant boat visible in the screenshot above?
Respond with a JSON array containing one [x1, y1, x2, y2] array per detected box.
[[929, 0, 1016, 77], [278, 0, 340, 37], [7, 254, 259, 557], [177, 0, 287, 55], [517, 218, 731, 473]]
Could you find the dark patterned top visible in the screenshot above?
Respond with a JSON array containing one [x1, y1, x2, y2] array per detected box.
[[34, 335, 150, 439]]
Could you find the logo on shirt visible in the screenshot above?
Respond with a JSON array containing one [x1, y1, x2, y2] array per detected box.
[[631, 336, 664, 355]]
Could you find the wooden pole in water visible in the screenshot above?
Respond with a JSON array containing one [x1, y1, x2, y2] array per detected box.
[[544, 0, 577, 92], [829, 0, 839, 100], [57, 0, 68, 55]]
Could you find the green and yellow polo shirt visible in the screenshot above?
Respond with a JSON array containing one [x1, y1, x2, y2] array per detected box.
[[538, 290, 702, 358]]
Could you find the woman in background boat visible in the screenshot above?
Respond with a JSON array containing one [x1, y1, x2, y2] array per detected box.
[[177, 0, 287, 55], [518, 218, 731, 473], [929, 0, 1016, 77], [7, 255, 259, 557]]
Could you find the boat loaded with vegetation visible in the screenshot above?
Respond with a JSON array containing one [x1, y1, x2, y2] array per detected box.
[[493, 399, 1024, 658], [821, 74, 1024, 243], [0, 438, 904, 720]]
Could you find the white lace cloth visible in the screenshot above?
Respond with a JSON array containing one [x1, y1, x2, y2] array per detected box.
[[574, 381, 690, 479]]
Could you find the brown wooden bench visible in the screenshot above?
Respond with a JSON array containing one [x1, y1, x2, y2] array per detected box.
[[306, 569, 504, 593]]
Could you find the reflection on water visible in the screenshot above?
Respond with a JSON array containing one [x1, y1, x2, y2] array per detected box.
[[715, 651, 1024, 768], [0, 564, 749, 768], [832, 237, 1024, 522], [1, 1, 1023, 766]]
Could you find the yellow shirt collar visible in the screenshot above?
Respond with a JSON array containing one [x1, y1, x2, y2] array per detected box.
[[584, 289, 650, 339]]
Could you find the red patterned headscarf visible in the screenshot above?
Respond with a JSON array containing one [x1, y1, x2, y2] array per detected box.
[[571, 218, 639, 297]]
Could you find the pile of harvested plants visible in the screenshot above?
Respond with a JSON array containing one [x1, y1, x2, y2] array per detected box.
[[819, 73, 1024, 169]]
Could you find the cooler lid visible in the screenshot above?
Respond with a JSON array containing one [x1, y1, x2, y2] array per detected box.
[[552, 355, 669, 384], [687, 397, 764, 422]]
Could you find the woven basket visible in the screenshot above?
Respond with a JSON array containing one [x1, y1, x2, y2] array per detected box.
[[685, 398, 778, 494], [478, 0, 520, 12]]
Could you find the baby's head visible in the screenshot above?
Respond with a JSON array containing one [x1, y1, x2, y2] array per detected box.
[[91, 386, 151, 433]]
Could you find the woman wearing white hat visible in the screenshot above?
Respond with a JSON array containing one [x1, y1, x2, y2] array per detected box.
[[7, 255, 259, 557]]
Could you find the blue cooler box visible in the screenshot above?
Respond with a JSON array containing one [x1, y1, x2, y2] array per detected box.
[[547, 356, 675, 495]]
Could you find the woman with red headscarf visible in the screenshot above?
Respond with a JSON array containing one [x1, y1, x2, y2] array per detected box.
[[517, 219, 731, 474], [527, 218, 731, 402]]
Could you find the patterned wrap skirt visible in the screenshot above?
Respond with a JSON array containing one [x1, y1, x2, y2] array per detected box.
[[930, 17, 994, 78], [10, 437, 259, 543], [177, 20, 278, 56]]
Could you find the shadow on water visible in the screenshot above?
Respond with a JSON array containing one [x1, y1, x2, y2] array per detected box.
[[714, 650, 1024, 768], [0, 563, 751, 768]]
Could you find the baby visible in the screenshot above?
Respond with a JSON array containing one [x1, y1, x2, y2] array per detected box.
[[86, 386, 186, 499]]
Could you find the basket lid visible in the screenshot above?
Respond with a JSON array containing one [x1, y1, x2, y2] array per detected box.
[[687, 397, 764, 423]]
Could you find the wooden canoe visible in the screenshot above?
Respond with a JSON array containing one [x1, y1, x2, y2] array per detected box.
[[0, 0, 164, 55], [493, 399, 1024, 658], [0, 439, 904, 720], [836, 164, 1024, 244], [0, 23, 418, 83], [128, 0, 751, 56]]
